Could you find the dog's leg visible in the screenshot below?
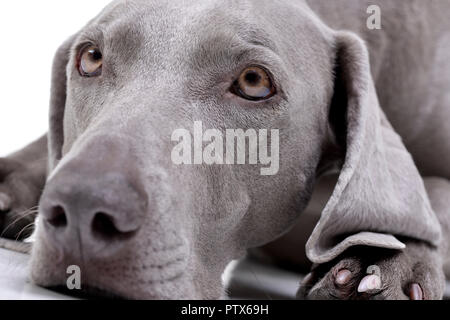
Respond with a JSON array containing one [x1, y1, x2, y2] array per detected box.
[[0, 135, 48, 240], [298, 177, 450, 300]]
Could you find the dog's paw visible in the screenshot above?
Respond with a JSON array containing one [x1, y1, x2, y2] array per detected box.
[[0, 157, 44, 240], [298, 241, 445, 300]]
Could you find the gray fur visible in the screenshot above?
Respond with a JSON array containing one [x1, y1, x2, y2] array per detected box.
[[0, 0, 449, 299]]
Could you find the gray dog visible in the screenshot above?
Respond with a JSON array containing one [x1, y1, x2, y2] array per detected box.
[[0, 0, 449, 300]]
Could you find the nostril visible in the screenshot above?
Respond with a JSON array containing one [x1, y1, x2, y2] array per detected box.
[[92, 212, 122, 239], [47, 206, 68, 228], [91, 212, 138, 241]]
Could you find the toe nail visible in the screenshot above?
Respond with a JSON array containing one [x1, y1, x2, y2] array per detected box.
[[335, 269, 352, 285], [302, 273, 314, 285], [410, 283, 424, 300], [358, 275, 381, 293], [0, 193, 12, 211]]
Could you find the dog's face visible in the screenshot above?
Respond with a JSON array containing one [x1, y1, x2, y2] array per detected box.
[[30, 0, 336, 299]]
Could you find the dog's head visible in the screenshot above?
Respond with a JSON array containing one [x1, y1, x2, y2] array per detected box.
[[30, 0, 439, 299]]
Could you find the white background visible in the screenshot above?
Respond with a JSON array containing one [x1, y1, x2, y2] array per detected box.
[[0, 1, 110, 156]]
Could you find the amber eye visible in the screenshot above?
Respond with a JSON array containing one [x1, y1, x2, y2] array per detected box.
[[231, 66, 276, 101], [77, 44, 103, 77]]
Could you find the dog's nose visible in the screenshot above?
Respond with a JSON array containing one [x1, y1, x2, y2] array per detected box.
[[39, 154, 147, 258]]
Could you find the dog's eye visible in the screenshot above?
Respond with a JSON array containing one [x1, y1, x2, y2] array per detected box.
[[231, 66, 276, 101], [77, 44, 103, 77]]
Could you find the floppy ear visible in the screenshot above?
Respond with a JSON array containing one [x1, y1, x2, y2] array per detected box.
[[48, 35, 77, 170], [306, 32, 442, 264]]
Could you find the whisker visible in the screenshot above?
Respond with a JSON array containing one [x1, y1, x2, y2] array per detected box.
[[1, 206, 39, 238], [15, 222, 36, 241]]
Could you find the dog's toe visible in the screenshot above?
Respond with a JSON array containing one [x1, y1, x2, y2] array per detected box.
[[300, 259, 363, 300], [298, 242, 445, 300]]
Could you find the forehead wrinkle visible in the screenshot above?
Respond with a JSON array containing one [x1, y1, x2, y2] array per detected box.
[[187, 9, 281, 67], [76, 26, 105, 47], [234, 24, 279, 54], [186, 27, 282, 70], [207, 0, 281, 52]]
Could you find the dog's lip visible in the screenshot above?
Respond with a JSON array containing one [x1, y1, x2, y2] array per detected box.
[[41, 253, 188, 299], [32, 234, 191, 299], [49, 285, 126, 300], [48, 271, 185, 300]]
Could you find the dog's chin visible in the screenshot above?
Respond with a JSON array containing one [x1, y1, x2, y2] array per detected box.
[[32, 265, 197, 300], [47, 275, 192, 300], [30, 226, 202, 299], [49, 285, 127, 300]]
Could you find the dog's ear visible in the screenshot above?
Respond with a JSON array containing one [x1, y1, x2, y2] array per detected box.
[[48, 35, 77, 169], [306, 32, 442, 264]]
